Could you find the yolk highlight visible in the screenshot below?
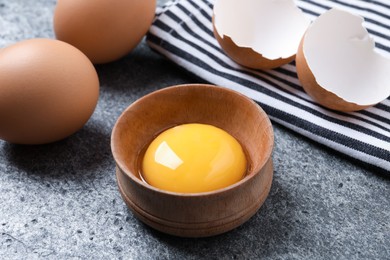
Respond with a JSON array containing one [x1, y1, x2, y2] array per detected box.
[[141, 123, 247, 193]]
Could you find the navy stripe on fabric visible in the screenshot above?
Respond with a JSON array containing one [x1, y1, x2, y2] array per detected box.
[[371, 0, 390, 10], [175, 5, 215, 38], [328, 0, 390, 20], [373, 102, 390, 113], [299, 0, 390, 22], [262, 104, 390, 175]]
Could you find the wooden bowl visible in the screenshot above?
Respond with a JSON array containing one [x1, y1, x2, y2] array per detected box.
[[111, 84, 274, 237]]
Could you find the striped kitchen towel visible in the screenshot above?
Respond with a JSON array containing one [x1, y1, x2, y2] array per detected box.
[[146, 0, 390, 174]]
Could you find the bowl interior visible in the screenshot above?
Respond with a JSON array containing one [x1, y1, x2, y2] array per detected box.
[[111, 84, 273, 193]]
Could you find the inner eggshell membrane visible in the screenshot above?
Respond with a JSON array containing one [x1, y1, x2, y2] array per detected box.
[[303, 8, 390, 106], [213, 0, 310, 60]]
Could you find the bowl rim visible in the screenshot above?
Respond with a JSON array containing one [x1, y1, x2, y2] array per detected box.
[[111, 83, 274, 197]]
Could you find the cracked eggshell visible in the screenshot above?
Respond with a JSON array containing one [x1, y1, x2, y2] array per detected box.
[[296, 8, 390, 112], [213, 0, 310, 70]]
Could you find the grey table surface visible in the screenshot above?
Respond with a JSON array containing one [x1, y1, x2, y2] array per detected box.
[[0, 0, 389, 259]]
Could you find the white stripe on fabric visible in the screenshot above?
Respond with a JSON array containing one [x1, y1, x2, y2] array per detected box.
[[272, 117, 390, 172]]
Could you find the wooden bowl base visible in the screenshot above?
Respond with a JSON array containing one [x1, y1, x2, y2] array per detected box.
[[116, 159, 273, 238]]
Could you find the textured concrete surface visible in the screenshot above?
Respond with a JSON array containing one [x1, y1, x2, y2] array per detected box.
[[0, 0, 389, 259]]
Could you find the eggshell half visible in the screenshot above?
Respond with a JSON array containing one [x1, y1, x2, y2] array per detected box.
[[213, 0, 310, 70], [0, 39, 99, 144], [212, 18, 292, 70], [296, 8, 390, 112], [54, 0, 156, 64]]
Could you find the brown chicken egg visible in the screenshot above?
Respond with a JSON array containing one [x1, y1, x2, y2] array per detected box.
[[0, 38, 99, 144], [53, 0, 156, 64], [296, 9, 390, 112], [213, 0, 310, 70]]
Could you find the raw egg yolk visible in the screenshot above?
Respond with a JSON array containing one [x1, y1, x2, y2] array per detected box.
[[141, 123, 247, 193]]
